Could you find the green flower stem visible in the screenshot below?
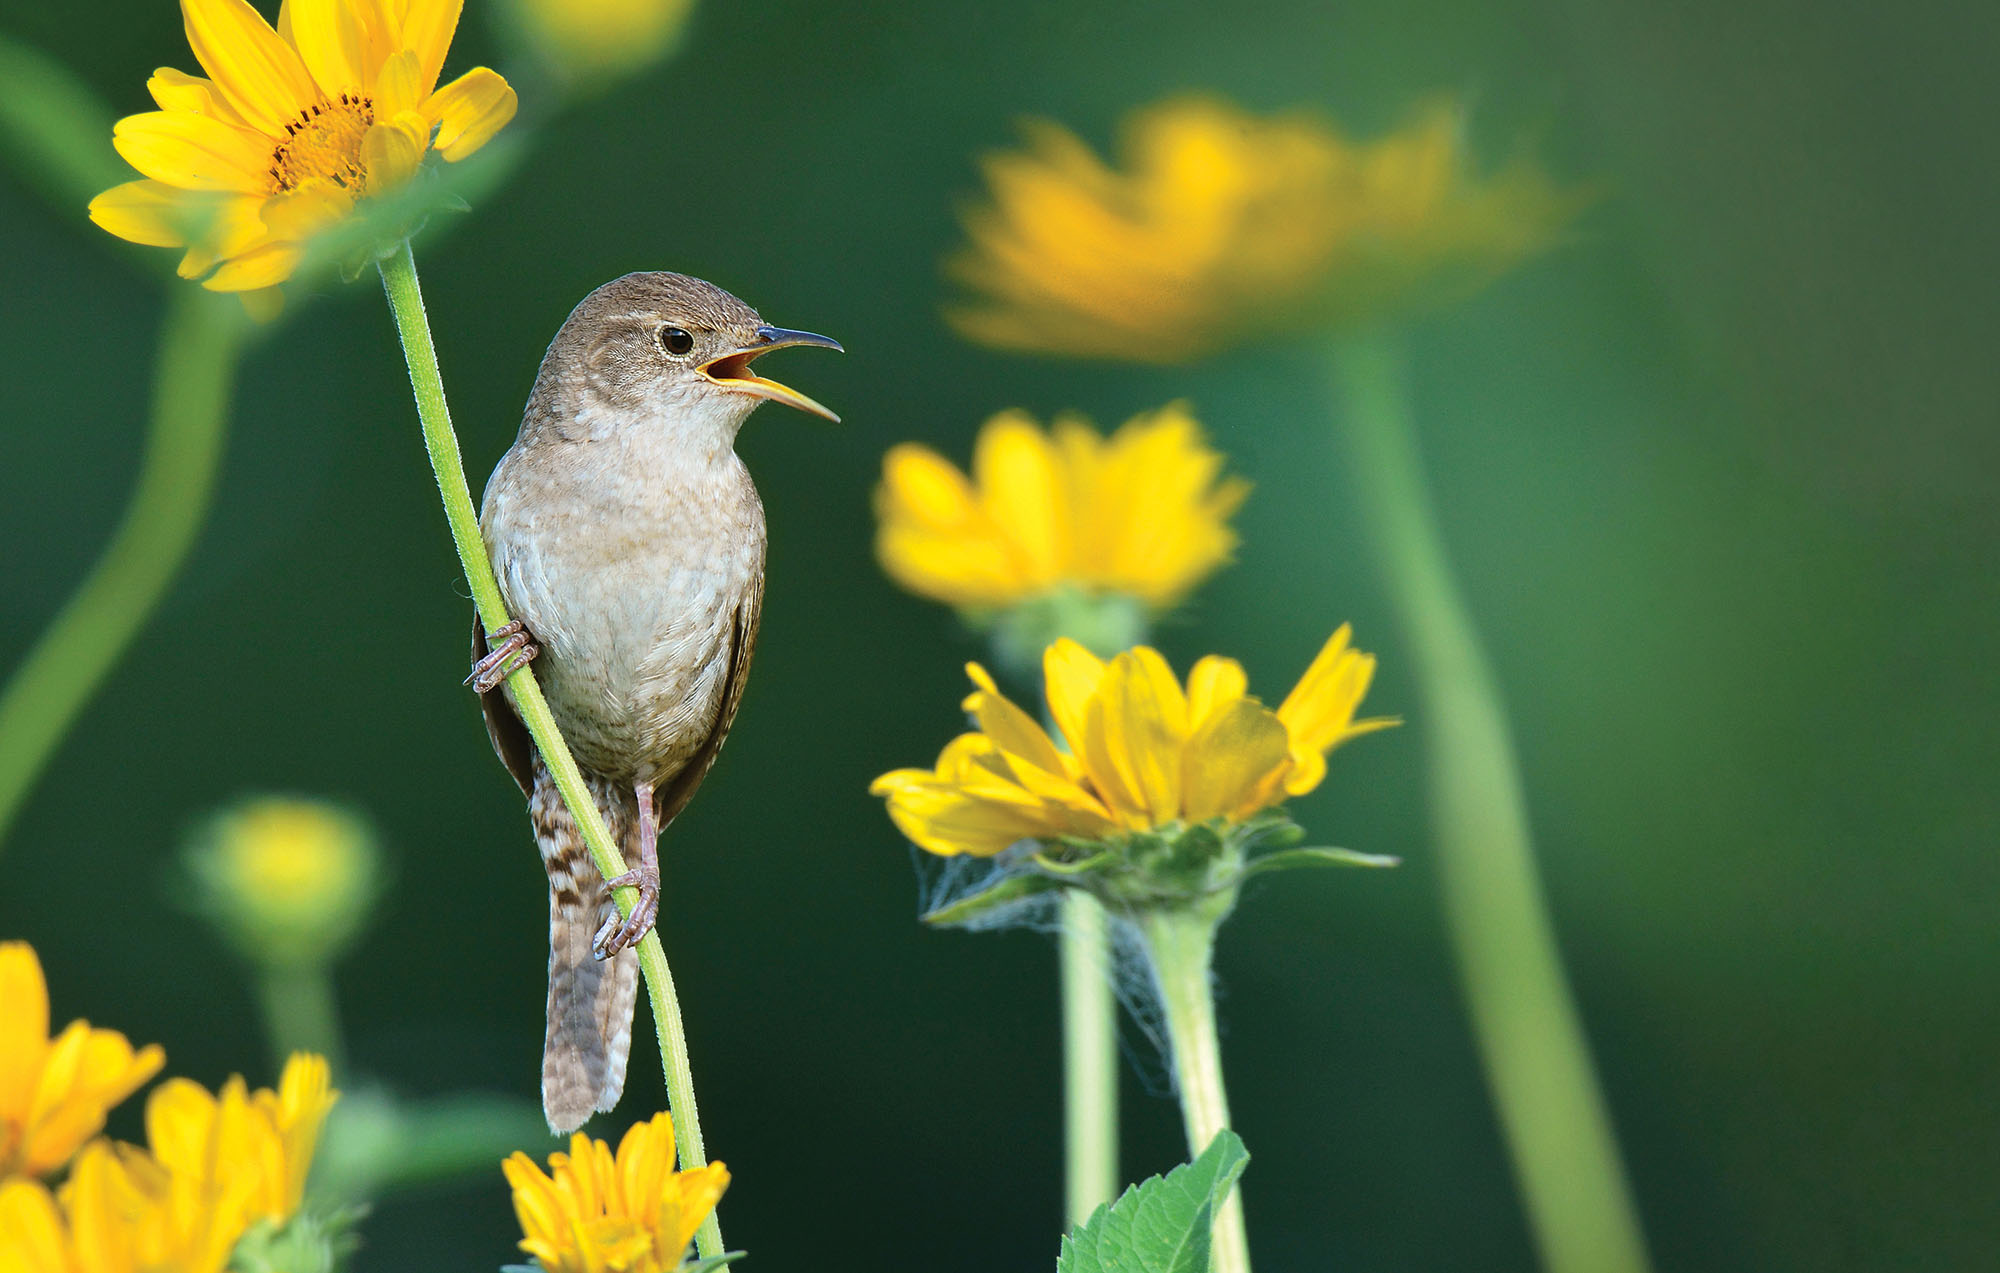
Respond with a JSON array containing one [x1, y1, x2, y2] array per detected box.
[[377, 242, 722, 1258], [1060, 890, 1119, 1225], [1326, 329, 1650, 1273], [0, 289, 244, 850], [1139, 905, 1250, 1273], [257, 964, 346, 1076]]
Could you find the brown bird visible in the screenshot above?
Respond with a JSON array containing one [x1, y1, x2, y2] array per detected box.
[[469, 272, 840, 1132]]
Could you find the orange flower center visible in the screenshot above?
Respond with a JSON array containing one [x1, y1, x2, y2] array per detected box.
[[269, 93, 374, 193]]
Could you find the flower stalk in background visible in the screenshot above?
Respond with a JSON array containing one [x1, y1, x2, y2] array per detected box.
[[504, 1112, 730, 1273], [944, 92, 1646, 1273], [89, 0, 517, 315], [0, 942, 164, 1181], [875, 403, 1249, 1224], [182, 796, 385, 1073], [873, 630, 1399, 1273]]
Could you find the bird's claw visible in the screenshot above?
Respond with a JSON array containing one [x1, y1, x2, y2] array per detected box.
[[468, 619, 539, 693], [592, 863, 661, 959]]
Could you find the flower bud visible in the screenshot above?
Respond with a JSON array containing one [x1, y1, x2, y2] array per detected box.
[[183, 797, 383, 971]]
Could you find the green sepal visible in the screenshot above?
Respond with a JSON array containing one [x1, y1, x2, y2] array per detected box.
[[678, 1252, 750, 1273], [1057, 1130, 1250, 1273], [1033, 848, 1119, 877], [1241, 847, 1401, 876], [922, 870, 1063, 926]]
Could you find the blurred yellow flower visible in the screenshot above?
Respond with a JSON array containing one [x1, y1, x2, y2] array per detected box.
[[946, 96, 1588, 363], [89, 0, 518, 310], [875, 403, 1249, 612], [504, 1112, 729, 1273], [0, 1054, 334, 1273], [185, 796, 383, 968], [0, 942, 164, 1180], [871, 626, 1397, 857], [506, 0, 697, 85]]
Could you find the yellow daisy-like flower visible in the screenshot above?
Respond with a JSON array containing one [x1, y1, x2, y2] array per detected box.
[[504, 1112, 730, 1273], [88, 0, 518, 311], [946, 96, 1589, 363], [0, 943, 165, 1180], [875, 403, 1249, 612], [871, 626, 1397, 858], [0, 1054, 335, 1273]]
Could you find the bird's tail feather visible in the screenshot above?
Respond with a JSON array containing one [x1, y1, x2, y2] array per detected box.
[[533, 760, 640, 1134]]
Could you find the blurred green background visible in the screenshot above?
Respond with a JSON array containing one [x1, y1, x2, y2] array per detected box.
[[2, 0, 1994, 1269]]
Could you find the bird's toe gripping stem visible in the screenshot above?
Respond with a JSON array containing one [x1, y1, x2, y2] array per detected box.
[[592, 862, 661, 959], [468, 619, 540, 693]]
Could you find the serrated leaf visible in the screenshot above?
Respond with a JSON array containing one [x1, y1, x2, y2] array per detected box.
[[1241, 847, 1400, 877], [1057, 1130, 1249, 1273], [922, 870, 1063, 926]]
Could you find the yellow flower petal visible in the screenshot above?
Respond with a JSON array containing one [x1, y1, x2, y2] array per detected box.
[[1093, 650, 1184, 824], [1181, 699, 1293, 822], [285, 0, 369, 96], [399, 0, 464, 99], [425, 66, 517, 162], [361, 118, 425, 192], [180, 0, 322, 135], [203, 242, 305, 291], [1042, 638, 1106, 756], [0, 1179, 67, 1273], [1184, 655, 1248, 730], [1276, 624, 1399, 795], [0, 944, 50, 1127], [111, 110, 272, 193], [373, 48, 422, 118], [88, 179, 195, 247], [147, 66, 249, 125]]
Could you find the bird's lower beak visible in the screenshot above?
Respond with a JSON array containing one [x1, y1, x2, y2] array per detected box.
[[699, 325, 844, 421]]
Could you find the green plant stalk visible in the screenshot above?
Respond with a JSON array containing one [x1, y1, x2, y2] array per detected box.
[[257, 964, 346, 1077], [0, 289, 244, 849], [1327, 329, 1650, 1273], [1138, 906, 1250, 1273], [1060, 890, 1119, 1224], [378, 242, 721, 1257]]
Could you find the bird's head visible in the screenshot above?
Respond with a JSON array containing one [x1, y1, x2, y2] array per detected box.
[[544, 271, 842, 436]]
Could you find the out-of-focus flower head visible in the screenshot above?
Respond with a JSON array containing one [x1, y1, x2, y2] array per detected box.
[[503, 1111, 729, 1273], [502, 0, 697, 88], [872, 626, 1396, 861], [183, 796, 384, 971], [0, 1053, 337, 1273], [946, 96, 1590, 363], [0, 942, 164, 1180], [875, 404, 1248, 668], [89, 0, 518, 316]]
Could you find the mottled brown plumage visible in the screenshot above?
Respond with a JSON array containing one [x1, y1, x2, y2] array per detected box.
[[473, 272, 838, 1132]]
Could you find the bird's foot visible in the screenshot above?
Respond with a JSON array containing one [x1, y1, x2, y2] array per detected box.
[[592, 862, 661, 958], [467, 619, 540, 693]]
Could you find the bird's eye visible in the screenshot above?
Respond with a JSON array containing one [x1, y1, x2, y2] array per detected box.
[[658, 327, 695, 356]]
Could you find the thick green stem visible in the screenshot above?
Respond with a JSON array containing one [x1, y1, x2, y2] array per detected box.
[[0, 289, 243, 850], [378, 243, 721, 1257], [1139, 907, 1249, 1273], [1060, 891, 1119, 1225], [1327, 330, 1650, 1273], [257, 964, 346, 1077]]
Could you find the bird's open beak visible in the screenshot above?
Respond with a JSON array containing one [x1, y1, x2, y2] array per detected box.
[[699, 325, 844, 421]]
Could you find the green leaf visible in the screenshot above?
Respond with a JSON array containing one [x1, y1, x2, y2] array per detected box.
[[922, 870, 1063, 926], [677, 1252, 749, 1273], [1241, 847, 1400, 877], [1057, 1130, 1249, 1273]]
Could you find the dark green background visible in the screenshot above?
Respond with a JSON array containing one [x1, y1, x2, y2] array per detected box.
[[2, 0, 1993, 1268]]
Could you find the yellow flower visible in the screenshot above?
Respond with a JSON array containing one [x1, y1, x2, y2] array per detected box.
[[871, 626, 1397, 857], [185, 796, 383, 968], [88, 0, 518, 311], [505, 0, 697, 85], [504, 1112, 729, 1273], [0, 1055, 335, 1273], [875, 403, 1249, 612], [946, 96, 1589, 363], [0, 943, 165, 1180]]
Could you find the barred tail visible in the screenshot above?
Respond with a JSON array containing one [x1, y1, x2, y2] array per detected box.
[[532, 760, 640, 1133]]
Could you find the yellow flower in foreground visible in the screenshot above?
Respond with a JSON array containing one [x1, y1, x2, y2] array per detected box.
[[89, 0, 518, 310], [0, 1054, 335, 1273], [186, 796, 382, 968], [506, 0, 697, 85], [876, 403, 1249, 612], [0, 943, 164, 1180], [947, 96, 1589, 363], [505, 1112, 730, 1273], [871, 626, 1397, 857]]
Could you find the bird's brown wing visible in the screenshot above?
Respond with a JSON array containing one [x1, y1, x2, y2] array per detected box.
[[473, 615, 536, 797], [654, 581, 764, 829]]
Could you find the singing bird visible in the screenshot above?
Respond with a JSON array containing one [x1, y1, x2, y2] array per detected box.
[[470, 272, 840, 1132]]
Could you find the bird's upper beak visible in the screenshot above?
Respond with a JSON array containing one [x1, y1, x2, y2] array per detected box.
[[699, 325, 844, 421]]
